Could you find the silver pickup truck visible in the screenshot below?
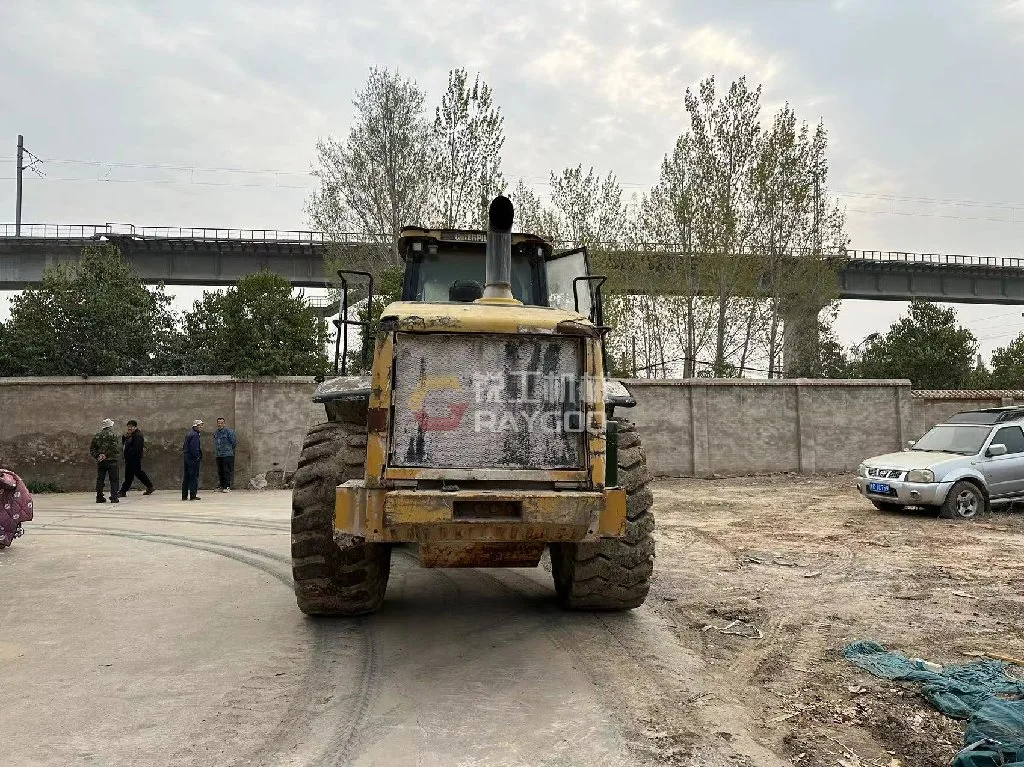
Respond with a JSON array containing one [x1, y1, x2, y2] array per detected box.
[[857, 406, 1024, 520]]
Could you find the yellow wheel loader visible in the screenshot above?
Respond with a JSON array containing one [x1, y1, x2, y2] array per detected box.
[[291, 196, 654, 615]]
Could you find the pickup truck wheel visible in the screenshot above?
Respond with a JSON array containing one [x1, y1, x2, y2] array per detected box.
[[291, 421, 391, 615], [871, 500, 901, 512], [938, 480, 984, 520]]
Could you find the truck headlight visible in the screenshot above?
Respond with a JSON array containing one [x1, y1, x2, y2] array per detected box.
[[907, 469, 935, 483], [857, 463, 867, 478]]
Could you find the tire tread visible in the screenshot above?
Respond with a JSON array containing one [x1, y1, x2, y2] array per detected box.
[[291, 421, 391, 615], [549, 418, 655, 611]]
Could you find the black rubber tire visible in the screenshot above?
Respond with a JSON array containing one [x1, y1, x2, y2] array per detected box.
[[871, 500, 901, 512], [549, 419, 655, 610], [938, 480, 985, 521], [291, 421, 391, 615]]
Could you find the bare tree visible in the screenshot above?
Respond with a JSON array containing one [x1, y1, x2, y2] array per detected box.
[[430, 68, 505, 229], [308, 67, 432, 266]]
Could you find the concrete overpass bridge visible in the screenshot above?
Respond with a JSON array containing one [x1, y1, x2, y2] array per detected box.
[[4, 222, 1024, 306]]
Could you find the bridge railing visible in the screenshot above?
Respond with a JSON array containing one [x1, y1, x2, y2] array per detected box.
[[0, 223, 394, 245], [4, 223, 1024, 270], [1, 223, 115, 239], [304, 294, 338, 309], [134, 226, 329, 242], [850, 250, 1006, 267]]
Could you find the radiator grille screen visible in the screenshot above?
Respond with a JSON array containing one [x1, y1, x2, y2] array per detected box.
[[389, 332, 585, 469]]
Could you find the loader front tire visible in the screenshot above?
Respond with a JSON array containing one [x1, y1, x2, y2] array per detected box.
[[291, 421, 391, 616], [550, 419, 655, 610]]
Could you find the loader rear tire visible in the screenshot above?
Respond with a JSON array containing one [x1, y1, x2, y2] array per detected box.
[[549, 419, 655, 610], [291, 421, 391, 616]]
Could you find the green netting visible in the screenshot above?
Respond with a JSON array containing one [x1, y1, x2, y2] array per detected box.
[[844, 641, 1024, 767]]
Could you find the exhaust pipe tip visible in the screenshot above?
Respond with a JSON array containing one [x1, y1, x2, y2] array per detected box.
[[488, 195, 514, 233]]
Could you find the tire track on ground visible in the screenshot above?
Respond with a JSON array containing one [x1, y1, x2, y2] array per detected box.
[[35, 522, 381, 767], [44, 525, 293, 584], [54, 512, 289, 532]]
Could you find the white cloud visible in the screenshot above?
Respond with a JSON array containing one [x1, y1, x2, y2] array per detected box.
[[681, 26, 781, 83]]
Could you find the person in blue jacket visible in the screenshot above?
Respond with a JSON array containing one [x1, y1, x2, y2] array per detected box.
[[182, 419, 203, 501], [214, 417, 237, 492]]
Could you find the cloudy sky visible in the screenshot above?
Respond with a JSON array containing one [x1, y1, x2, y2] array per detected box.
[[2, 0, 1024, 359]]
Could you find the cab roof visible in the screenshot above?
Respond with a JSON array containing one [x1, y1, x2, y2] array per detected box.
[[944, 406, 1024, 425], [396, 227, 552, 259]]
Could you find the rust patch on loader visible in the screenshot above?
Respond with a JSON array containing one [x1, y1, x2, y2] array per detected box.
[[418, 541, 545, 568], [555, 319, 602, 338], [366, 407, 389, 433]]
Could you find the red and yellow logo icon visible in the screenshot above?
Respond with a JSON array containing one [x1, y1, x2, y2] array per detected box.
[[407, 376, 468, 432]]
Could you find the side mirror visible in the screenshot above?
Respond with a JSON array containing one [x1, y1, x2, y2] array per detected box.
[[988, 444, 1008, 457], [906, 440, 916, 450]]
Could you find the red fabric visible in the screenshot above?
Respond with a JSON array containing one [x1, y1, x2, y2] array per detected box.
[[0, 470, 33, 548]]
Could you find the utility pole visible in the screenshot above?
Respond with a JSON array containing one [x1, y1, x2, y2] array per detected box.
[[14, 135, 42, 237], [15, 135, 23, 237]]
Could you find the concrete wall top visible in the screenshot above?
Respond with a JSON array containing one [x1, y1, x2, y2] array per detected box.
[[0, 376, 319, 386], [620, 378, 913, 388], [911, 389, 1024, 400]]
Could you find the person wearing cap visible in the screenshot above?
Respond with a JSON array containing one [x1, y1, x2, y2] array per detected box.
[[182, 419, 204, 501], [89, 418, 121, 504]]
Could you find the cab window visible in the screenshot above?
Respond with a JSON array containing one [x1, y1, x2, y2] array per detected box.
[[991, 426, 1024, 454], [412, 252, 538, 305]]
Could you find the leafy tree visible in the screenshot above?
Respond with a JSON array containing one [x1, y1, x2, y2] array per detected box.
[[682, 76, 765, 375], [177, 270, 329, 378], [817, 320, 854, 378], [859, 301, 978, 388], [509, 180, 561, 240], [600, 76, 845, 379], [548, 165, 627, 247], [430, 68, 505, 229], [989, 334, 1024, 389], [0, 245, 176, 376], [967, 358, 993, 389], [309, 67, 432, 265]]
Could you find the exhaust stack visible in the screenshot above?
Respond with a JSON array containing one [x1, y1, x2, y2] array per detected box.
[[482, 195, 517, 303]]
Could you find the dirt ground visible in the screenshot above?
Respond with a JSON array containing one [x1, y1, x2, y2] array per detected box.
[[645, 474, 1024, 767], [3, 481, 1022, 766]]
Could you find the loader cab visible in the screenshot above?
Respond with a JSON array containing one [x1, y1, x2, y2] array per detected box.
[[332, 227, 604, 376], [397, 228, 599, 322]]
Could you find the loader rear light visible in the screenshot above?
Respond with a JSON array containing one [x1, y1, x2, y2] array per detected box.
[[452, 500, 523, 520]]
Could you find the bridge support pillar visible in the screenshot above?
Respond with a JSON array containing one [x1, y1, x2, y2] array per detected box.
[[781, 299, 826, 378]]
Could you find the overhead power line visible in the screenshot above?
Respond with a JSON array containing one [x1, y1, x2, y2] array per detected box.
[[6, 151, 1024, 224], [0, 175, 315, 190], [0, 155, 313, 176]]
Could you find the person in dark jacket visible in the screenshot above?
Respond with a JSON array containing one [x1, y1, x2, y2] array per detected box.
[[120, 420, 155, 496], [182, 419, 203, 502], [90, 418, 121, 504], [214, 417, 237, 492]]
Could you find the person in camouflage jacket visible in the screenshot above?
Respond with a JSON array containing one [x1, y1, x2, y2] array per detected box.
[[89, 418, 121, 503]]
